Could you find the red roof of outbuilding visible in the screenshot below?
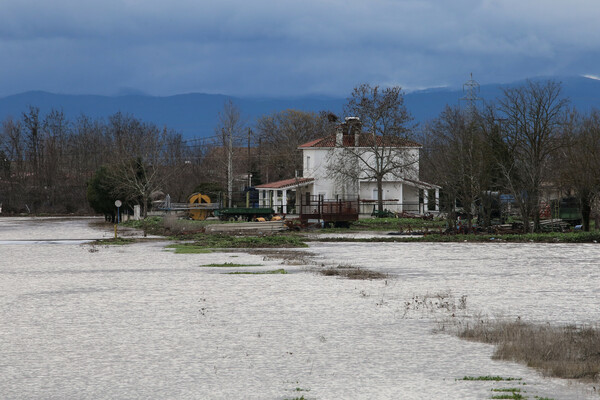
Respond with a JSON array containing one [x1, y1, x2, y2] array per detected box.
[[255, 177, 314, 189]]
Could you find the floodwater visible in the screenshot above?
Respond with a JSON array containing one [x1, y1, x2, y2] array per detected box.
[[0, 217, 598, 399]]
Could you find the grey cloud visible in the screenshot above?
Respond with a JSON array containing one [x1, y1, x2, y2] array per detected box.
[[1, 0, 600, 96]]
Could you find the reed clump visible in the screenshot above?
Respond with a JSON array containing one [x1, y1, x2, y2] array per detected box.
[[320, 266, 387, 280], [459, 320, 600, 381]]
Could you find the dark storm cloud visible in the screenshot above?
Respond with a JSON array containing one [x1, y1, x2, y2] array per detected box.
[[1, 0, 600, 96]]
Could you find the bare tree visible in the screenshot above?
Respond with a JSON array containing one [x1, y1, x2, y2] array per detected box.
[[424, 106, 496, 230], [0, 108, 198, 215], [0, 118, 26, 211], [328, 84, 415, 212], [40, 109, 71, 209], [497, 80, 569, 232], [256, 109, 332, 182], [159, 128, 200, 202], [23, 106, 41, 179], [107, 123, 180, 218], [557, 110, 600, 231], [71, 115, 110, 176]]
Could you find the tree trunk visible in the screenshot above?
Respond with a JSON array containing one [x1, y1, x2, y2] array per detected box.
[[532, 195, 541, 232], [581, 194, 591, 232], [377, 177, 384, 213], [466, 212, 473, 233], [520, 203, 530, 233], [142, 196, 148, 219]]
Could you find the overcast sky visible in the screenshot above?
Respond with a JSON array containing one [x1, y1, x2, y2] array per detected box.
[[2, 0, 600, 97]]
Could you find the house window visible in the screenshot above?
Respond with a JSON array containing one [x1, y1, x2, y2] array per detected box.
[[372, 189, 378, 200], [306, 156, 311, 170]]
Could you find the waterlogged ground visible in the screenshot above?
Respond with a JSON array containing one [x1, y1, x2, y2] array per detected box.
[[0, 217, 598, 399]]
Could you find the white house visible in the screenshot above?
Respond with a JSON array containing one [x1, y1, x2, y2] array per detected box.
[[256, 118, 440, 215]]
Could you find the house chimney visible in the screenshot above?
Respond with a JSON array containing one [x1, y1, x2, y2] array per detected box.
[[345, 117, 361, 147], [336, 124, 343, 146]]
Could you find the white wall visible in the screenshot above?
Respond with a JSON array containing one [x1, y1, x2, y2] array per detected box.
[[303, 146, 421, 201], [354, 147, 419, 181], [303, 148, 335, 198]]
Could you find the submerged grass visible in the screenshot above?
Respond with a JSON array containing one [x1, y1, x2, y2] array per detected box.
[[320, 266, 387, 280], [227, 269, 287, 275], [92, 237, 137, 245], [122, 216, 226, 236], [201, 262, 263, 267], [490, 394, 525, 400], [461, 376, 522, 382], [459, 320, 600, 381], [346, 217, 445, 231], [165, 234, 307, 254], [121, 216, 165, 235], [166, 244, 212, 254], [172, 234, 308, 250], [490, 388, 525, 400]]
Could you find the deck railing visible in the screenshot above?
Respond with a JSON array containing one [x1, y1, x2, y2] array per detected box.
[[299, 195, 359, 223]]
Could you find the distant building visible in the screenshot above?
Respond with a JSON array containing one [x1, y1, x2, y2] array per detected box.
[[256, 118, 440, 215]]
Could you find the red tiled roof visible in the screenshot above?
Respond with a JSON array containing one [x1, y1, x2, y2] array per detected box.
[[298, 138, 324, 148], [299, 134, 421, 148], [255, 177, 314, 189]]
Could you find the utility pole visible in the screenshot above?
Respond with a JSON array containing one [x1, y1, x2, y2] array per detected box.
[[247, 128, 252, 188], [225, 128, 233, 208]]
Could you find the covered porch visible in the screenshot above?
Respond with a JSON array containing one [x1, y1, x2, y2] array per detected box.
[[255, 177, 314, 214], [358, 179, 440, 216]]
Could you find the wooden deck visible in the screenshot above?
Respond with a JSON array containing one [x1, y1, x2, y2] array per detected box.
[[299, 195, 359, 224]]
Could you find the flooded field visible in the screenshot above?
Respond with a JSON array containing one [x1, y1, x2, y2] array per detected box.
[[0, 217, 598, 399]]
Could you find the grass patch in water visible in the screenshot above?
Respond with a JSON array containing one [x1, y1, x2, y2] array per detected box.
[[320, 266, 387, 280], [201, 262, 263, 267], [122, 216, 227, 236], [227, 269, 287, 275], [166, 244, 212, 254], [121, 216, 164, 234], [347, 217, 445, 230], [461, 376, 522, 381], [490, 388, 525, 400], [490, 395, 525, 400], [172, 234, 308, 249], [92, 237, 136, 245]]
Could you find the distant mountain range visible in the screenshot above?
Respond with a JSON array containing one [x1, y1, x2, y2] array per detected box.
[[1, 76, 599, 139]]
